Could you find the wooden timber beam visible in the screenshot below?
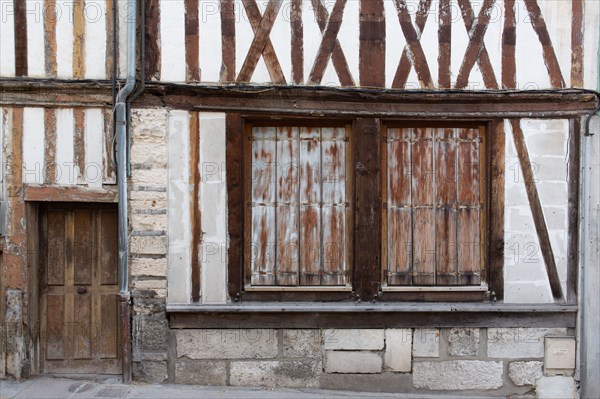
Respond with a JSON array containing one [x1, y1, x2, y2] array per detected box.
[[23, 184, 118, 203], [0, 79, 597, 118]]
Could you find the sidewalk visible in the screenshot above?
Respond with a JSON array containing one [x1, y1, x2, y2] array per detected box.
[[0, 376, 497, 399]]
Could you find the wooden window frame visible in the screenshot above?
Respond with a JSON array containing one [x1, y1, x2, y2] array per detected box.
[[227, 115, 504, 302], [380, 121, 490, 293]]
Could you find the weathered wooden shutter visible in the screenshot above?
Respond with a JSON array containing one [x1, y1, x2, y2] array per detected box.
[[249, 126, 349, 287], [385, 127, 483, 286]]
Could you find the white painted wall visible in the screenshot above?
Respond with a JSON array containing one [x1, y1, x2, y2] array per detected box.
[[55, 108, 76, 185], [56, 0, 74, 78], [25, 0, 45, 77], [22, 108, 45, 185], [160, 0, 186, 82], [504, 119, 570, 303], [0, 0, 16, 77], [84, 109, 105, 188], [199, 112, 227, 304], [167, 110, 192, 304], [84, 0, 107, 79]]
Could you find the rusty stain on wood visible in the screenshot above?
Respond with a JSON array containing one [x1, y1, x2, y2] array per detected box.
[[309, 0, 353, 86], [435, 128, 457, 285], [44, 108, 57, 184], [392, 0, 432, 89], [145, 0, 161, 80], [438, 0, 451, 89], [502, 0, 516, 89], [510, 119, 563, 301], [226, 113, 243, 298], [189, 112, 201, 301], [570, 0, 583, 88], [73, 0, 85, 79], [185, 0, 200, 82], [74, 109, 85, 183], [566, 119, 580, 304], [456, 0, 498, 89], [14, 0, 28, 76], [455, 0, 497, 89], [275, 127, 300, 286], [392, 0, 433, 89], [291, 0, 304, 84], [220, 0, 236, 82], [44, 0, 57, 77], [241, 0, 286, 84], [523, 0, 565, 88], [359, 0, 385, 88]]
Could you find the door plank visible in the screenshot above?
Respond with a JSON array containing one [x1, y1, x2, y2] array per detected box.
[[275, 127, 300, 286], [412, 128, 435, 285], [74, 210, 93, 285], [387, 128, 413, 285], [46, 294, 65, 360], [100, 211, 118, 285], [47, 211, 66, 286], [73, 294, 92, 359], [97, 294, 118, 359], [321, 127, 346, 285], [251, 127, 277, 285], [299, 127, 322, 285], [435, 128, 458, 285], [457, 128, 482, 285]]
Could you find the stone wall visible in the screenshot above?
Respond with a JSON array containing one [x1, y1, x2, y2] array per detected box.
[[168, 327, 577, 397], [129, 109, 170, 383]]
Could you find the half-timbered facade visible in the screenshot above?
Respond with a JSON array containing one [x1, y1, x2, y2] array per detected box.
[[1, 0, 599, 397]]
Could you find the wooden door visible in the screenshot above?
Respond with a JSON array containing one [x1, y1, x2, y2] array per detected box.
[[40, 204, 121, 374]]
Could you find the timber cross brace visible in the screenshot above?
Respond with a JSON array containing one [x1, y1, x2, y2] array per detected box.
[[215, 0, 577, 89]]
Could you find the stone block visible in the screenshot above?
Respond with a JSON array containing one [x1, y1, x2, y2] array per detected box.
[[324, 351, 382, 374], [230, 360, 321, 388], [131, 213, 167, 231], [132, 168, 168, 185], [133, 318, 168, 352], [282, 330, 321, 358], [413, 329, 440, 358], [447, 328, 480, 357], [323, 329, 384, 350], [535, 376, 577, 399], [176, 329, 278, 359], [509, 361, 543, 386], [131, 258, 168, 277], [132, 361, 167, 384], [175, 360, 227, 385], [412, 361, 503, 390], [487, 328, 567, 358], [384, 329, 412, 372], [132, 278, 167, 291], [132, 300, 166, 317], [130, 236, 168, 256], [130, 143, 167, 166]]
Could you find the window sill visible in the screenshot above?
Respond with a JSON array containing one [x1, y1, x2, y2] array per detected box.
[[167, 302, 577, 329]]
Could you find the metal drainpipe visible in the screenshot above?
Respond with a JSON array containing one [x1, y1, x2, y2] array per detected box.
[[115, 0, 137, 383], [580, 35, 600, 395]]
